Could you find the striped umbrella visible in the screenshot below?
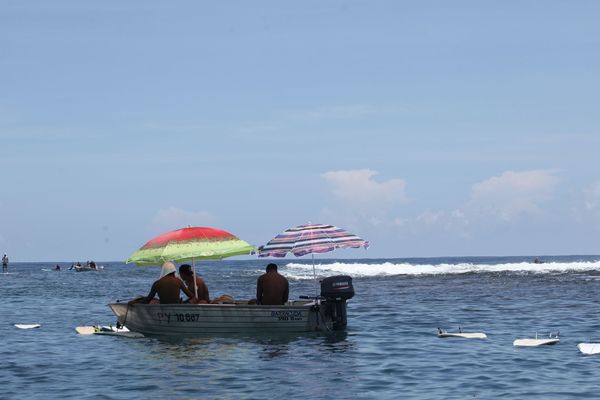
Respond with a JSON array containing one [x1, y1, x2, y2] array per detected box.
[[258, 223, 369, 258], [258, 223, 368, 289]]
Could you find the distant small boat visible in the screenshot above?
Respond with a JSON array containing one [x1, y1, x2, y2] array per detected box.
[[74, 265, 104, 272]]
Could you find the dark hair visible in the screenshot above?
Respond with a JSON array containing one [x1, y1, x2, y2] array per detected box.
[[179, 264, 192, 275], [266, 263, 278, 272]]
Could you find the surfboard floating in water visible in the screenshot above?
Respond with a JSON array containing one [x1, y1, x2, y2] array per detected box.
[[437, 328, 487, 339], [577, 343, 600, 355], [15, 324, 41, 329], [513, 332, 560, 347], [75, 325, 144, 338]]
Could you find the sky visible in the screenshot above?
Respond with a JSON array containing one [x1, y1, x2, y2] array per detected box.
[[1, 1, 599, 261]]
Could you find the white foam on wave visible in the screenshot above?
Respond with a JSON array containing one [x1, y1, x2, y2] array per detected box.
[[282, 261, 600, 279]]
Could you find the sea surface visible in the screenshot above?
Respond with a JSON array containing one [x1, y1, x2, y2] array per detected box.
[[3, 255, 600, 399]]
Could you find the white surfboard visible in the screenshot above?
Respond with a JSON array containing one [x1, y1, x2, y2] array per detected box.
[[578, 343, 600, 355], [75, 326, 96, 335], [513, 338, 560, 347], [438, 331, 487, 339], [75, 325, 144, 338], [15, 324, 41, 329]]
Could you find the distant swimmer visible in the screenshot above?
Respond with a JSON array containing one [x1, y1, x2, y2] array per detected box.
[[55, 264, 61, 271], [2, 254, 8, 272], [533, 257, 544, 264]]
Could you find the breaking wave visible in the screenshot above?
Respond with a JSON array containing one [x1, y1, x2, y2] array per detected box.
[[282, 261, 600, 280]]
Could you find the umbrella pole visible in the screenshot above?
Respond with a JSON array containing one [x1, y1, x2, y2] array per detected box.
[[312, 253, 317, 296], [192, 257, 198, 300]]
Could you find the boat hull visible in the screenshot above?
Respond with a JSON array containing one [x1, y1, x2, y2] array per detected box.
[[74, 266, 104, 272], [108, 301, 340, 335]]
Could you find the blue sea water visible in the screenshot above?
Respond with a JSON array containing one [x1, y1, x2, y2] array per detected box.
[[3, 255, 600, 399]]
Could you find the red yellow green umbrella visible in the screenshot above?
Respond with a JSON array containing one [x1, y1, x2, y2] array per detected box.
[[126, 226, 254, 266]]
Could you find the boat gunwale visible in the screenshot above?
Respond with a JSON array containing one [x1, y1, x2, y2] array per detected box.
[[108, 301, 316, 310]]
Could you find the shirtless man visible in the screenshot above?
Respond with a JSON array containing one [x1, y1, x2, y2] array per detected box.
[[132, 261, 195, 304], [256, 263, 289, 305], [179, 264, 210, 304]]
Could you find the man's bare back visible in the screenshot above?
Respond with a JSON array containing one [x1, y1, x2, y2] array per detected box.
[[148, 274, 194, 304], [257, 264, 289, 305]]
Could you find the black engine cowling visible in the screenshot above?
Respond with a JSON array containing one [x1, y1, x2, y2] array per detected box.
[[320, 275, 354, 301], [320, 275, 354, 330]]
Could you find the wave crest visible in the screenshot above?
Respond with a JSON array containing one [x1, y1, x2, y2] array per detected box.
[[282, 261, 600, 279]]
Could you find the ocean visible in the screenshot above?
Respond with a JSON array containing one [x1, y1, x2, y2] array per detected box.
[[2, 255, 600, 399]]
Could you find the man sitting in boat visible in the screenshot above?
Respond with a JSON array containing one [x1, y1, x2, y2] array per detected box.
[[256, 263, 289, 305], [179, 264, 210, 304], [130, 261, 196, 305]]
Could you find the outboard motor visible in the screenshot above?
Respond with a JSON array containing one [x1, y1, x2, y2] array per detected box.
[[320, 275, 354, 330]]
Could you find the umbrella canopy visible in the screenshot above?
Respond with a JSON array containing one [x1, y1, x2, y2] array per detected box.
[[258, 223, 368, 258], [126, 226, 255, 266]]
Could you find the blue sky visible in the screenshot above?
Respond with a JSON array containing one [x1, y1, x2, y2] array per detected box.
[[1, 1, 599, 261]]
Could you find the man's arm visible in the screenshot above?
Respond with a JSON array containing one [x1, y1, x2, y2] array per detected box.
[[283, 279, 289, 303], [256, 277, 263, 305], [199, 279, 210, 302], [180, 279, 196, 302], [144, 281, 159, 303]]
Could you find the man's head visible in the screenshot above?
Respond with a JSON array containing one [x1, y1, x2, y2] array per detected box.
[[179, 264, 193, 278], [266, 263, 278, 272], [159, 261, 177, 278]]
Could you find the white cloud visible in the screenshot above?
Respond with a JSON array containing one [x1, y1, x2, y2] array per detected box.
[[321, 169, 408, 207], [410, 209, 461, 232], [415, 210, 444, 226], [397, 170, 559, 237], [152, 207, 215, 231], [467, 170, 559, 222]]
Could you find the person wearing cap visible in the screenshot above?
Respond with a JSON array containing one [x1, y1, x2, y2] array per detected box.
[[179, 264, 210, 304], [132, 261, 196, 304], [256, 263, 289, 305]]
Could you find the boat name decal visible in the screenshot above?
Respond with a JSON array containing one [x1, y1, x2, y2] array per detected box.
[[271, 310, 303, 321]]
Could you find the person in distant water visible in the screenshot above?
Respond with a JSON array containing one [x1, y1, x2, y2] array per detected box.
[[533, 257, 544, 264], [2, 254, 8, 272], [130, 261, 196, 305], [179, 264, 210, 304], [55, 264, 61, 271], [256, 263, 289, 305]]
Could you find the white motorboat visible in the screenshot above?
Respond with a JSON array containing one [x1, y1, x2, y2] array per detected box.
[[108, 275, 354, 335], [74, 265, 104, 272]]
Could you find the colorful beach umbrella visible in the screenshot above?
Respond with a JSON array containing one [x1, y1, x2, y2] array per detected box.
[[258, 223, 368, 292], [258, 223, 369, 258], [126, 226, 255, 266]]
